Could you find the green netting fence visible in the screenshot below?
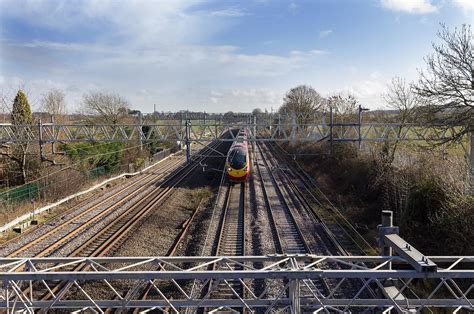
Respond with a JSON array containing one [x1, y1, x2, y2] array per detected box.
[[0, 162, 122, 204], [0, 183, 39, 202]]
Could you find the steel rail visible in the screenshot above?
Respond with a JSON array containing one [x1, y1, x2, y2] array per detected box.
[[34, 160, 199, 307], [17, 142, 221, 309], [209, 183, 246, 301], [128, 140, 228, 314], [269, 141, 375, 255], [264, 142, 389, 303], [256, 141, 312, 254], [5, 155, 185, 258], [256, 142, 334, 303]]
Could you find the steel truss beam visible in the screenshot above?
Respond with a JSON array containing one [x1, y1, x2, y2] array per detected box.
[[0, 122, 466, 144], [0, 255, 472, 312]]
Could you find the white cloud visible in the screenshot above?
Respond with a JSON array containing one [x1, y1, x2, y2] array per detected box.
[[1, 33, 327, 111], [209, 7, 249, 17], [203, 88, 282, 111], [380, 0, 438, 14], [336, 72, 389, 109], [319, 30, 333, 38], [453, 0, 474, 12]]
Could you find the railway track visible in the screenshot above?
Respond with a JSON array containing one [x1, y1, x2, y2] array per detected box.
[[211, 182, 246, 299], [255, 142, 330, 299], [121, 139, 234, 314], [266, 141, 375, 256], [260, 141, 378, 303], [4, 141, 225, 311], [2, 154, 185, 258], [36, 155, 204, 304]]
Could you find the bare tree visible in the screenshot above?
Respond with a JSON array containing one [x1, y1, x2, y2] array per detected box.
[[0, 89, 12, 123], [328, 94, 358, 120], [41, 89, 67, 118], [413, 24, 473, 142], [383, 77, 419, 163], [279, 85, 326, 126], [280, 85, 326, 115], [81, 92, 130, 124]]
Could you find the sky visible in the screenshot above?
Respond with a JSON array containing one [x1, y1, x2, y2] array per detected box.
[[0, 0, 472, 113]]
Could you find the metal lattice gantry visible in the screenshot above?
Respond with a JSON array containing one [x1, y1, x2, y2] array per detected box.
[[0, 255, 472, 312], [0, 121, 469, 144]]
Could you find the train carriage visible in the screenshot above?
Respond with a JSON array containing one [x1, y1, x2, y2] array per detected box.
[[226, 129, 251, 182]]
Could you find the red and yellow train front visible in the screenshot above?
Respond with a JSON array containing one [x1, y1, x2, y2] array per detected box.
[[226, 146, 250, 182]]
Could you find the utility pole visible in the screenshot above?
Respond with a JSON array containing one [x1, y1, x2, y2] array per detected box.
[[277, 114, 281, 137], [50, 115, 56, 154], [329, 107, 334, 156], [358, 104, 370, 151], [253, 115, 257, 142], [128, 109, 143, 152], [290, 113, 296, 146], [138, 111, 143, 153], [185, 119, 191, 162], [38, 119, 45, 161]]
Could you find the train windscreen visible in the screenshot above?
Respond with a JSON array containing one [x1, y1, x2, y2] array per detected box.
[[228, 149, 247, 169]]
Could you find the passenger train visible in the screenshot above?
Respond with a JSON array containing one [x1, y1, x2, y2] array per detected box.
[[226, 128, 251, 182]]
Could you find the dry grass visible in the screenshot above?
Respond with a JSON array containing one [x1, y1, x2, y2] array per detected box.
[[282, 140, 473, 255]]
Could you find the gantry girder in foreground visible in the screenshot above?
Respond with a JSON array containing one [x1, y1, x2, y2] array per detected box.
[[0, 255, 472, 313]]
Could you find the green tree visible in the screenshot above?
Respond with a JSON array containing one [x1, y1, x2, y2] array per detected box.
[[0, 90, 34, 184], [11, 90, 32, 125]]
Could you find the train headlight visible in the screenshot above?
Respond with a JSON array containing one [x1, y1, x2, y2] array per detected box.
[[227, 167, 232, 172]]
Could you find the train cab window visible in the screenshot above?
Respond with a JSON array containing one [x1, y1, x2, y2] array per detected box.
[[228, 149, 247, 169]]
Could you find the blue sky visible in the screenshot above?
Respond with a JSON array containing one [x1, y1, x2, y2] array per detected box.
[[0, 0, 472, 113]]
